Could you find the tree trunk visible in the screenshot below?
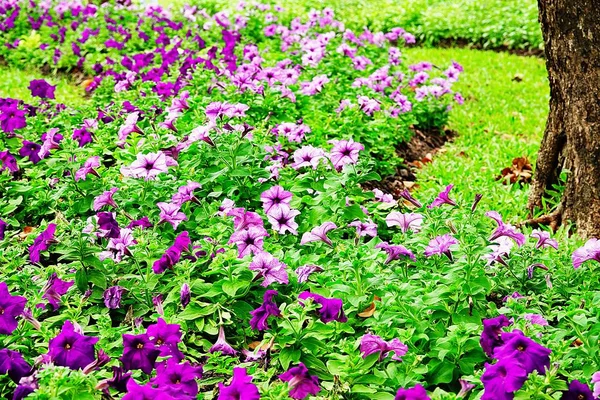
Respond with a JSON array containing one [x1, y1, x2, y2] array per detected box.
[[528, 0, 600, 237]]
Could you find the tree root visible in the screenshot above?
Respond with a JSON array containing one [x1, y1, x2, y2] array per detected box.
[[518, 205, 563, 232]]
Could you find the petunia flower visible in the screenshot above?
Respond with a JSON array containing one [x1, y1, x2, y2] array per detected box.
[[484, 237, 514, 266], [117, 112, 142, 145], [572, 238, 600, 269], [120, 151, 177, 180], [592, 372, 600, 398], [485, 211, 526, 247], [103, 286, 124, 309], [209, 326, 237, 356], [180, 283, 191, 309], [121, 333, 160, 374], [493, 331, 551, 375], [0, 349, 31, 383], [0, 218, 6, 241], [28, 79, 55, 99], [279, 363, 321, 399], [300, 222, 337, 246], [157, 202, 187, 230], [295, 264, 324, 283], [260, 185, 292, 215], [480, 359, 528, 400], [97, 212, 120, 239], [249, 290, 281, 330], [93, 187, 119, 211], [386, 212, 423, 233], [171, 181, 201, 206], [360, 334, 408, 362], [75, 156, 100, 182], [0, 150, 19, 173], [0, 103, 27, 134], [480, 315, 512, 357], [147, 318, 184, 361], [298, 291, 347, 323], [127, 217, 153, 230], [122, 379, 175, 400], [291, 146, 325, 169], [424, 234, 459, 260], [38, 273, 73, 311], [328, 139, 364, 171], [38, 128, 63, 159], [428, 184, 456, 208], [152, 358, 202, 398], [562, 380, 594, 400], [217, 367, 259, 400], [72, 127, 92, 147], [523, 313, 548, 326], [394, 384, 431, 400], [47, 320, 98, 370], [375, 242, 416, 264], [249, 252, 289, 286], [530, 229, 558, 250], [96, 366, 132, 394], [19, 140, 42, 164], [0, 282, 26, 335], [348, 219, 378, 237], [458, 379, 476, 397], [12, 374, 38, 399], [153, 231, 192, 274], [267, 207, 301, 235], [229, 226, 268, 258], [98, 228, 136, 263], [399, 189, 422, 208]]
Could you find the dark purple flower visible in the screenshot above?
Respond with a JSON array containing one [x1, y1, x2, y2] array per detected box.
[[97, 212, 120, 239], [0, 104, 27, 133], [127, 216, 153, 230], [562, 380, 594, 400], [360, 333, 408, 361], [48, 320, 98, 370], [0, 282, 26, 335], [298, 292, 347, 323], [250, 290, 281, 330], [480, 315, 512, 357], [38, 273, 73, 311], [180, 283, 191, 309], [209, 326, 237, 356], [82, 349, 110, 374], [152, 231, 191, 274], [481, 359, 528, 400], [493, 331, 551, 375], [217, 367, 260, 400], [279, 363, 321, 399], [0, 151, 18, 173], [152, 358, 202, 397], [395, 384, 430, 400], [13, 374, 38, 400], [399, 189, 422, 208], [0, 219, 6, 241], [428, 184, 456, 208], [19, 140, 42, 164], [147, 318, 183, 361], [121, 333, 160, 374], [375, 242, 416, 264], [97, 366, 131, 393], [471, 193, 483, 212], [103, 286, 124, 309], [72, 127, 93, 147], [0, 349, 31, 383], [28, 79, 56, 99]]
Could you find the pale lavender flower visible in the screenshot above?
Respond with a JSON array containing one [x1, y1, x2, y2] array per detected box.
[[291, 146, 325, 169], [530, 230, 558, 250], [120, 152, 176, 180], [217, 199, 236, 217], [458, 380, 475, 398], [524, 314, 548, 326], [93, 187, 119, 211], [373, 189, 395, 204], [300, 222, 337, 246], [209, 326, 237, 356], [205, 102, 232, 123], [572, 238, 600, 269], [503, 292, 526, 302], [229, 226, 268, 258], [485, 211, 526, 247], [267, 207, 300, 235], [249, 252, 289, 286], [117, 112, 142, 144], [484, 237, 514, 266], [592, 371, 600, 398], [295, 264, 324, 283], [261, 186, 293, 215], [375, 242, 416, 264], [99, 229, 136, 263], [348, 220, 377, 237], [75, 156, 100, 182], [385, 212, 423, 233], [328, 139, 364, 171], [428, 184, 457, 208], [157, 202, 187, 230], [424, 234, 458, 259], [171, 181, 201, 206]]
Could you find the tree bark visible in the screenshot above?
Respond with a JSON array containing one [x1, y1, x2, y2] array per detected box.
[[528, 0, 600, 237]]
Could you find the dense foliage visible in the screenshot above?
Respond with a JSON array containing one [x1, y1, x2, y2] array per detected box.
[[0, 1, 597, 400]]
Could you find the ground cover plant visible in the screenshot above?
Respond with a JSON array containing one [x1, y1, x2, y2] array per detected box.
[[1, 1, 600, 400]]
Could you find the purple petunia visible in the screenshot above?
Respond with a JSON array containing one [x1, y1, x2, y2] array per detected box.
[[249, 290, 281, 330], [0, 349, 31, 383], [0, 104, 27, 134], [93, 187, 119, 211], [28, 79, 56, 99], [0, 282, 26, 335], [375, 242, 416, 264], [428, 184, 456, 208], [348, 219, 378, 237], [38, 273, 73, 311], [493, 331, 551, 375], [0, 150, 19, 173], [209, 326, 237, 356], [217, 367, 260, 400], [47, 320, 98, 370], [261, 185, 293, 215], [360, 333, 408, 362], [151, 358, 202, 398], [229, 226, 268, 258], [530, 229, 558, 250], [153, 231, 191, 274], [267, 207, 301, 235], [103, 286, 124, 309], [572, 238, 600, 269], [29, 223, 57, 263], [299, 291, 347, 323], [480, 315, 512, 357], [562, 380, 595, 400], [19, 140, 42, 164], [157, 202, 187, 230], [75, 156, 100, 182], [248, 252, 289, 286], [300, 222, 337, 246], [147, 318, 184, 361], [386, 212, 423, 233], [481, 359, 528, 400], [395, 384, 431, 400], [328, 139, 364, 171], [279, 363, 321, 399], [120, 151, 177, 180], [121, 333, 160, 374], [295, 264, 324, 283], [424, 234, 458, 259], [485, 211, 526, 247]]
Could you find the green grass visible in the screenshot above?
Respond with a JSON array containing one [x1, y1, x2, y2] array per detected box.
[[404, 47, 549, 221], [0, 66, 85, 106]]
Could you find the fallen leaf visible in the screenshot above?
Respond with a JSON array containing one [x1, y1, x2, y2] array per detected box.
[[358, 295, 381, 318], [18, 226, 35, 240], [496, 156, 533, 185]]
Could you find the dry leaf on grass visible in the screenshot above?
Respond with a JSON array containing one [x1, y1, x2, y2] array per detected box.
[[496, 156, 533, 185]]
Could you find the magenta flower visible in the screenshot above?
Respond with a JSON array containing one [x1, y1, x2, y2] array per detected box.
[[267, 207, 301, 235], [121, 333, 160, 374], [394, 384, 430, 400], [93, 187, 118, 211], [249, 252, 289, 286], [424, 234, 458, 259], [209, 326, 237, 356], [0, 282, 26, 335], [298, 291, 347, 323], [292, 146, 325, 169], [228, 208, 264, 231], [375, 242, 416, 264], [103, 286, 124, 309], [300, 222, 337, 246], [485, 211, 526, 247], [205, 101, 232, 122], [295, 264, 324, 283], [74, 156, 100, 182], [217, 368, 259, 400], [0, 104, 27, 134], [157, 202, 187, 230], [480, 315, 512, 357], [360, 334, 408, 361], [279, 363, 321, 399], [572, 238, 600, 269], [493, 331, 551, 375], [0, 349, 31, 383], [0, 150, 18, 173], [123, 379, 175, 400], [127, 216, 153, 230], [229, 226, 268, 258], [38, 128, 63, 159], [386, 212, 423, 233], [428, 184, 457, 208], [152, 358, 202, 398], [260, 185, 293, 215], [28, 79, 56, 99], [249, 290, 281, 330], [530, 229, 558, 250], [523, 313, 548, 326], [0, 218, 6, 241], [481, 359, 528, 400], [348, 219, 378, 237], [120, 151, 177, 180], [48, 320, 98, 370], [147, 318, 183, 360], [153, 231, 192, 274], [328, 139, 364, 171], [171, 181, 201, 206], [399, 189, 422, 208], [29, 223, 57, 263], [38, 273, 73, 311]]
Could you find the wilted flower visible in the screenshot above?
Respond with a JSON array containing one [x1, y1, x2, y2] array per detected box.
[[171, 181, 201, 206], [103, 286, 124, 309], [360, 334, 408, 361], [295, 264, 324, 283], [0, 151, 18, 173], [299, 291, 347, 323], [458, 379, 475, 398], [249, 290, 281, 330], [279, 363, 321, 399], [180, 283, 191, 309], [531, 230, 558, 250], [399, 189, 422, 208], [523, 313, 548, 326]]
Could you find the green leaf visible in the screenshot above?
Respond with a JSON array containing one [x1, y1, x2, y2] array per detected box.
[[75, 268, 88, 292], [179, 303, 218, 320]]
